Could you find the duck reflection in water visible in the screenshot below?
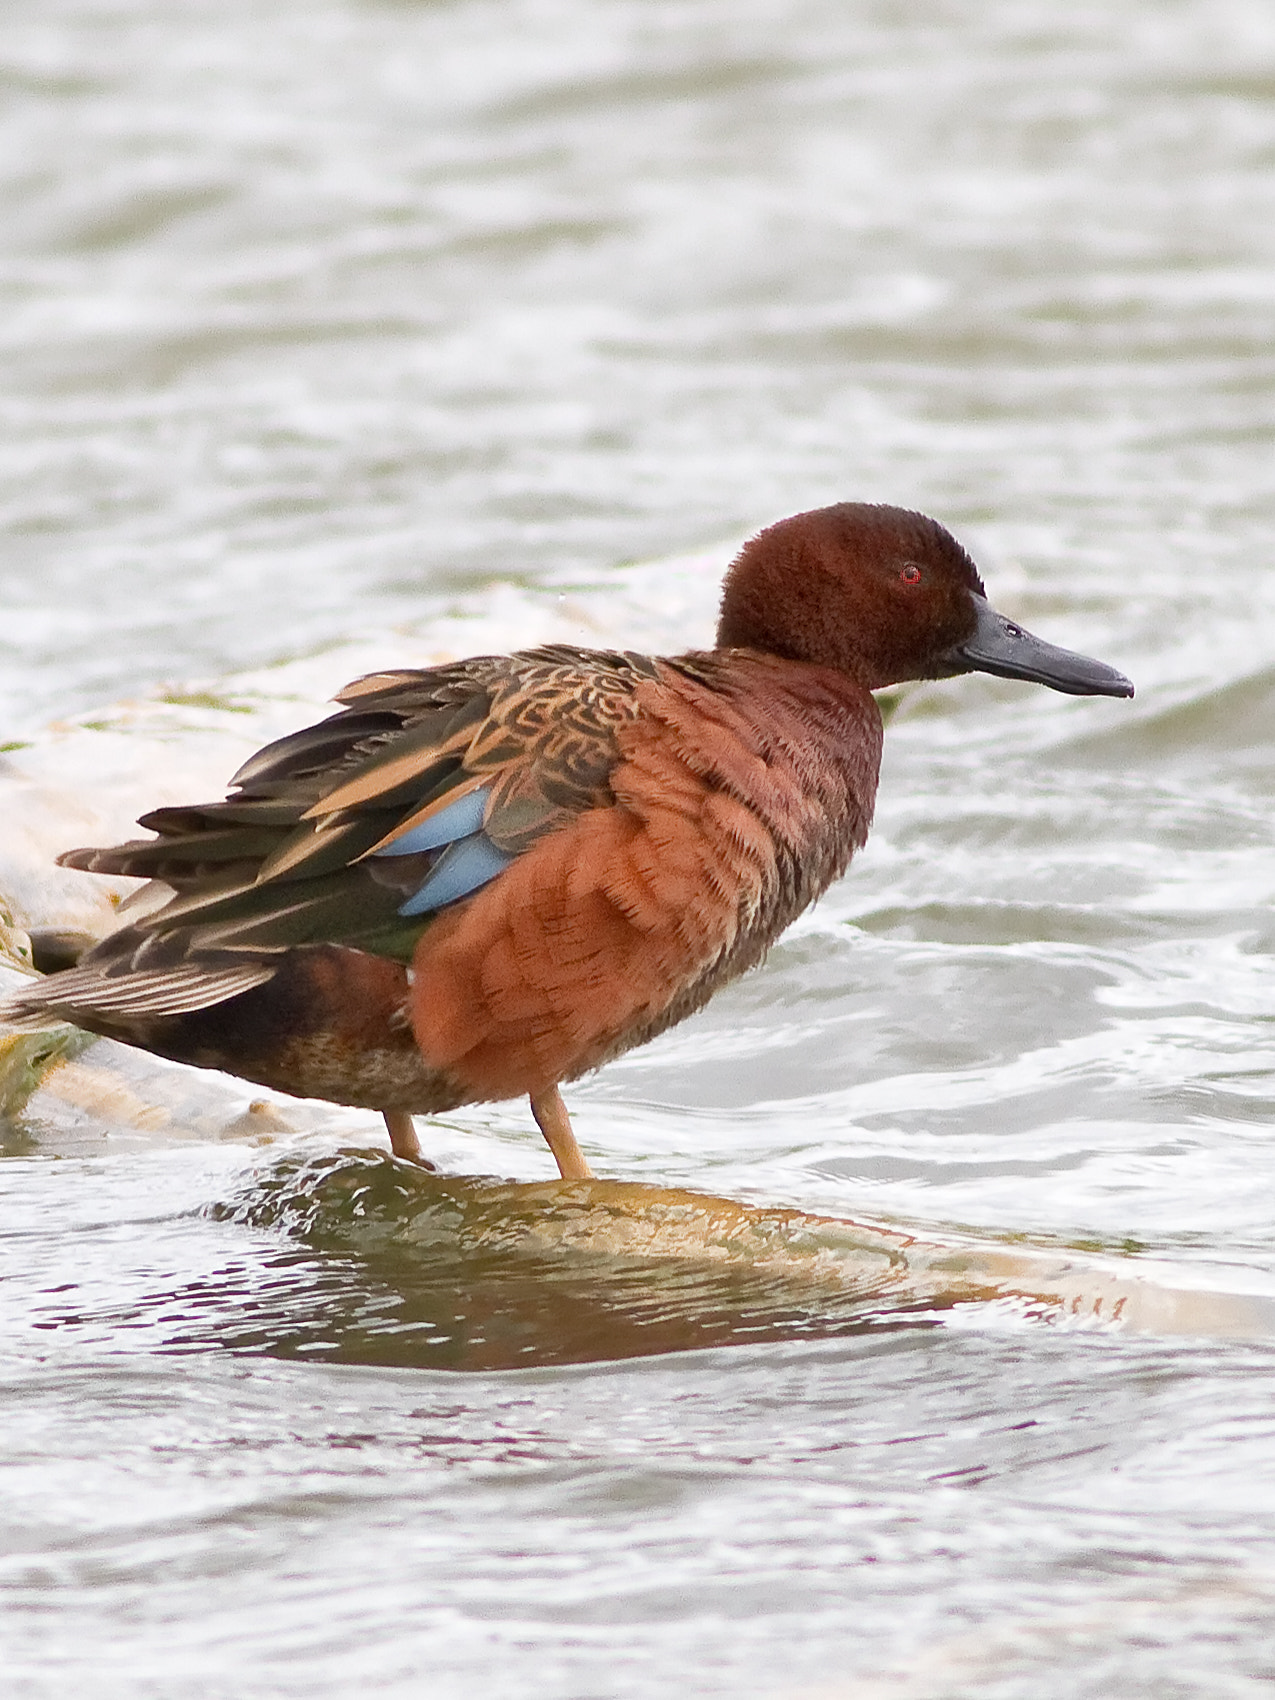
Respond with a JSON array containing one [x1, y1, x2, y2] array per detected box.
[[1, 504, 1133, 1177]]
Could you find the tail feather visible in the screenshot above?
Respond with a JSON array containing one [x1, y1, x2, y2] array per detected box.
[[0, 961, 277, 1030]]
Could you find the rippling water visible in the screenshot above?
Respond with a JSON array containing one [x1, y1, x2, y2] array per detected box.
[[4, 1, 1275, 1695]]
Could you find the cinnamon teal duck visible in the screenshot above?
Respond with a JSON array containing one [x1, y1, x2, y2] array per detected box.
[[0, 504, 1133, 1178]]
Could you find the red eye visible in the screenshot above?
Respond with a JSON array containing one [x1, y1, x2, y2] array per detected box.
[[900, 563, 922, 584]]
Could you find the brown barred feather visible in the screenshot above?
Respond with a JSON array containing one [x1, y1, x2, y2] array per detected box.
[[407, 653, 881, 1104], [9, 647, 662, 1037]]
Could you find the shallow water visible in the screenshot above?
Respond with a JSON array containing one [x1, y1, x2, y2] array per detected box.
[[4, 0, 1275, 1694]]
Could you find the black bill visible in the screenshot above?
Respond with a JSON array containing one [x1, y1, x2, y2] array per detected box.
[[943, 595, 1134, 698]]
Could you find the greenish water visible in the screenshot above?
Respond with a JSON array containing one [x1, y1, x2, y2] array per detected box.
[[4, 1, 1275, 1695]]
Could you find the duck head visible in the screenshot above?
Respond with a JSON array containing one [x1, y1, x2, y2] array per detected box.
[[717, 502, 1133, 698]]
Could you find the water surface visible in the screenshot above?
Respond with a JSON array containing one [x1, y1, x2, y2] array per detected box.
[[3, 1, 1275, 1695]]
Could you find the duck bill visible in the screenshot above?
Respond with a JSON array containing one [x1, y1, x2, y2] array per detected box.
[[943, 594, 1134, 698]]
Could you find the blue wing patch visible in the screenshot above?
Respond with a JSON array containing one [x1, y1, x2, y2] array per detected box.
[[394, 834, 517, 915], [374, 788, 489, 855], [370, 785, 516, 915]]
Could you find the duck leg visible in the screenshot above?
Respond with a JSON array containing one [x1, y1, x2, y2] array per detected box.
[[383, 1110, 437, 1171], [529, 1086, 593, 1180]]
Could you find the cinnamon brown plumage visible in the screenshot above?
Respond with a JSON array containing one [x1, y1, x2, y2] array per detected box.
[[0, 503, 1133, 1176]]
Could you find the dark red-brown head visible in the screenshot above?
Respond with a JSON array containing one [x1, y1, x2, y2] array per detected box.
[[716, 503, 1133, 698]]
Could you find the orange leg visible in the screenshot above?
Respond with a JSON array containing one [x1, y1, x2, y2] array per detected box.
[[529, 1086, 593, 1180], [383, 1110, 437, 1171]]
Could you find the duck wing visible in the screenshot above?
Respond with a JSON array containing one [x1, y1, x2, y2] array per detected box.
[[4, 646, 657, 1027]]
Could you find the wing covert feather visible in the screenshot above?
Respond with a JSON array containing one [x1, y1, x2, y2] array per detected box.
[[49, 648, 650, 980]]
